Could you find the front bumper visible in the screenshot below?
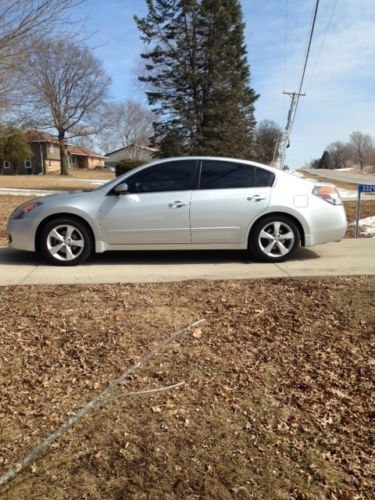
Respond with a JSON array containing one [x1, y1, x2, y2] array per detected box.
[[7, 218, 37, 252]]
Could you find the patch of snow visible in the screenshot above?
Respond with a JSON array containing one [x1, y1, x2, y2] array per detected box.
[[350, 216, 375, 238], [288, 170, 304, 178], [338, 189, 357, 199], [357, 216, 375, 237]]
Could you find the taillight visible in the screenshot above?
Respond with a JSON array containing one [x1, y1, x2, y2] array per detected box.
[[312, 185, 342, 205]]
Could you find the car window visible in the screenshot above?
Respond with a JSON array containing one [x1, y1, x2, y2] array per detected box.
[[126, 161, 196, 193], [254, 167, 275, 187], [200, 160, 253, 189]]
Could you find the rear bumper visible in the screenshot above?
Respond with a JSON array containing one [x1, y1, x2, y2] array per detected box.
[[304, 205, 347, 247], [7, 219, 36, 252]]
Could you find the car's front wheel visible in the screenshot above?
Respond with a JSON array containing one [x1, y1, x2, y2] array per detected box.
[[249, 216, 300, 262], [39, 217, 93, 266]]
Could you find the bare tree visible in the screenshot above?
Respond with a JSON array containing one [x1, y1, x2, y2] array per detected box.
[[99, 100, 155, 157], [25, 38, 111, 175], [253, 120, 282, 165], [350, 131, 373, 170], [326, 141, 352, 169], [0, 0, 83, 122]]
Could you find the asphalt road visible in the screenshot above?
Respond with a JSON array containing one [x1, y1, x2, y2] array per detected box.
[[0, 239, 374, 286], [303, 169, 375, 185]]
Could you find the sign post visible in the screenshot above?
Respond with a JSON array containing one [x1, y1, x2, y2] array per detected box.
[[355, 184, 375, 238]]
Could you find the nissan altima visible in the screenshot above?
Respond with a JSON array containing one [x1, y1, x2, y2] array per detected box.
[[7, 157, 347, 265]]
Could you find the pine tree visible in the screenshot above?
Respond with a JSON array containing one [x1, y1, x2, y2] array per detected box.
[[135, 0, 258, 158], [0, 128, 31, 172], [317, 150, 333, 169]]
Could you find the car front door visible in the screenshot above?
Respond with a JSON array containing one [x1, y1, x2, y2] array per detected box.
[[190, 160, 273, 244], [99, 160, 197, 245]]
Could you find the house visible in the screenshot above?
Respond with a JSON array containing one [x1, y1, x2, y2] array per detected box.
[[0, 131, 105, 175], [105, 144, 158, 166]]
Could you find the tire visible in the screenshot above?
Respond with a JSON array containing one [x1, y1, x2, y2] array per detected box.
[[38, 217, 93, 266], [249, 216, 300, 263]]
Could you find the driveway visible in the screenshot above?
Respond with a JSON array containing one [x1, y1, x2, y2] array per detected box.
[[0, 239, 374, 286]]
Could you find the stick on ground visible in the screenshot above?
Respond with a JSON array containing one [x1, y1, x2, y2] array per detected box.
[[0, 319, 205, 487]]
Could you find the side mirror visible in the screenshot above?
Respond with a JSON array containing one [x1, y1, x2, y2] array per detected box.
[[114, 182, 129, 195]]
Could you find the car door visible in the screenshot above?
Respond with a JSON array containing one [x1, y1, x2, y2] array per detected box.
[[190, 160, 273, 244], [99, 160, 197, 245]]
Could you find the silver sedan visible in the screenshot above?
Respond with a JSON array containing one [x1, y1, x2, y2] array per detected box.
[[7, 157, 347, 265]]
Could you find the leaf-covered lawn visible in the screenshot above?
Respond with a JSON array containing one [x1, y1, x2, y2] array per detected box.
[[0, 278, 374, 498]]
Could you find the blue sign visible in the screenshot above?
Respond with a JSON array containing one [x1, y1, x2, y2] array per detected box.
[[358, 184, 375, 193]]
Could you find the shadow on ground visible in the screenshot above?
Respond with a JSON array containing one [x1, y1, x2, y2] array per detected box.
[[0, 246, 319, 267]]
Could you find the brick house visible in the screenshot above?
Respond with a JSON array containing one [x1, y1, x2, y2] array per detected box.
[[0, 131, 105, 175]]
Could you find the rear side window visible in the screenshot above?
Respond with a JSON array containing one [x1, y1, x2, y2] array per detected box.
[[200, 160, 253, 189], [254, 167, 275, 187], [126, 160, 196, 193]]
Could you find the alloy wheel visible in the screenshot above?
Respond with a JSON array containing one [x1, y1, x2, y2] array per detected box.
[[46, 224, 85, 262]]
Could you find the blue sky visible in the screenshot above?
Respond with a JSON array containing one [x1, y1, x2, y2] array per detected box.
[[73, 0, 375, 168]]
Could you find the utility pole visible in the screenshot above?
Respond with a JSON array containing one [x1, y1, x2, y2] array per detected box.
[[278, 91, 305, 169]]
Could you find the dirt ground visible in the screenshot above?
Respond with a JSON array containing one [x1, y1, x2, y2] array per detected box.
[[0, 278, 374, 499], [1, 195, 374, 246]]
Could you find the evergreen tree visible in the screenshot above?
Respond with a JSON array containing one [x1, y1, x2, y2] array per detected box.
[[135, 0, 258, 158], [317, 150, 333, 169], [0, 128, 31, 172]]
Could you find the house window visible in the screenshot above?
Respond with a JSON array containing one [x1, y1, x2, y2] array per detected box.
[[24, 160, 32, 169], [3, 161, 11, 169], [49, 144, 54, 154]]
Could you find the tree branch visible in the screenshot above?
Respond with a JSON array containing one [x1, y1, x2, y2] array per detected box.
[[0, 319, 205, 488]]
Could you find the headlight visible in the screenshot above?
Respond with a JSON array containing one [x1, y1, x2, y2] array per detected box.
[[12, 201, 43, 220]]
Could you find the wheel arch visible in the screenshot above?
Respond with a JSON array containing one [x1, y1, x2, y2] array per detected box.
[[35, 213, 96, 252], [248, 211, 306, 248]]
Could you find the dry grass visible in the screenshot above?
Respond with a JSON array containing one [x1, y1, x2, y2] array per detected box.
[[0, 174, 112, 191], [46, 168, 114, 180], [0, 278, 374, 498]]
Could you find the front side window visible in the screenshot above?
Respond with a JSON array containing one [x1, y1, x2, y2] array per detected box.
[[126, 161, 196, 193], [200, 160, 253, 189]]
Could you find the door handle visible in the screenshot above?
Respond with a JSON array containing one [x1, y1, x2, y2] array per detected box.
[[247, 195, 266, 202], [168, 201, 187, 208]]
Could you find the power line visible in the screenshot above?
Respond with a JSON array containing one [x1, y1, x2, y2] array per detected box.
[[307, 0, 339, 86], [283, 0, 288, 92], [278, 0, 320, 167], [290, 0, 320, 133]]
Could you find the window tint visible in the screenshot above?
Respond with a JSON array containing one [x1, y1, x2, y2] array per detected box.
[[254, 167, 275, 187], [200, 160, 253, 189], [126, 161, 196, 193]]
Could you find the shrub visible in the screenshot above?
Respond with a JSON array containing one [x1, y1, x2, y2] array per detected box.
[[115, 159, 145, 177]]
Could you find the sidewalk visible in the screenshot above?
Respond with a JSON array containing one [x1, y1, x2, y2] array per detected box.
[[0, 239, 374, 286]]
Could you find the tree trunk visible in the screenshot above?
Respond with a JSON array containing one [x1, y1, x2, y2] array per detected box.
[[58, 131, 69, 175]]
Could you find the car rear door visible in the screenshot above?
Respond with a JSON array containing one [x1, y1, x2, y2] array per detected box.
[[99, 160, 197, 245], [190, 160, 273, 244]]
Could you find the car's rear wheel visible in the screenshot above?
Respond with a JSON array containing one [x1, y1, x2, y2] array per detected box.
[[249, 216, 300, 262], [39, 217, 93, 266]]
